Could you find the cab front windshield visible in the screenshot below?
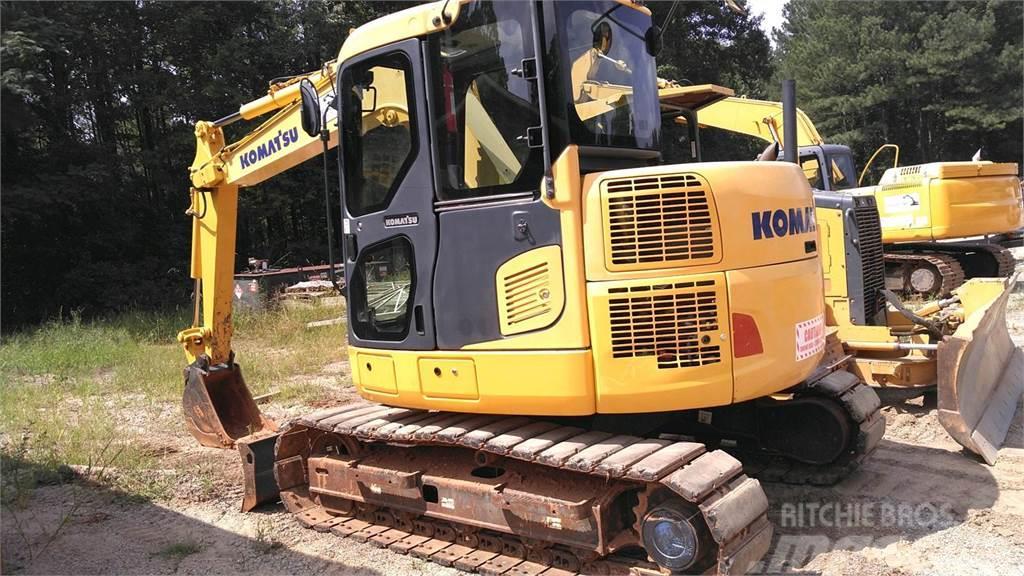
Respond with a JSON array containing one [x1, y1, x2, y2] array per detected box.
[[553, 1, 660, 150]]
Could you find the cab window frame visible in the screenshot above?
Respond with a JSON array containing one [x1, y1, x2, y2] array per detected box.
[[348, 235, 417, 341], [427, 0, 545, 202], [340, 51, 419, 217]]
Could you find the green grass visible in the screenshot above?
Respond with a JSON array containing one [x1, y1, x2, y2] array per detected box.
[[0, 302, 348, 504], [156, 540, 202, 560]]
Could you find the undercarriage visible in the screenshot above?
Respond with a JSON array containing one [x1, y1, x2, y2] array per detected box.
[[230, 369, 884, 575], [884, 243, 1015, 297]]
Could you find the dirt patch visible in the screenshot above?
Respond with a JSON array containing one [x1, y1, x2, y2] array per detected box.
[[2, 482, 458, 575]]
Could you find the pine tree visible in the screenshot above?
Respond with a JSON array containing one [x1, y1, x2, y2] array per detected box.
[[775, 0, 1023, 168]]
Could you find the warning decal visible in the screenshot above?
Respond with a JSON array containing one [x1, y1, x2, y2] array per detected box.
[[795, 313, 825, 361]]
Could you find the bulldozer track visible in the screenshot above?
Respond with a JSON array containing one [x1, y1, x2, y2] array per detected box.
[[884, 252, 965, 297], [273, 404, 775, 575], [738, 371, 886, 486]]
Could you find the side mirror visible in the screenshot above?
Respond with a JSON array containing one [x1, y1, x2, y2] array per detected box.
[[299, 78, 321, 138]]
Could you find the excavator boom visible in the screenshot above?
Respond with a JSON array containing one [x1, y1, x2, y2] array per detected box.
[[696, 95, 824, 147], [179, 64, 340, 450]]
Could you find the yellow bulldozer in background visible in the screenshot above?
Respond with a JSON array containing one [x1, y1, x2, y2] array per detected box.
[[694, 95, 1023, 297], [658, 85, 1022, 466], [173, 1, 1021, 574]]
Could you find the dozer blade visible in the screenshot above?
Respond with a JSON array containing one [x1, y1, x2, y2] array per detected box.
[[182, 362, 277, 449], [238, 432, 281, 511], [937, 274, 1023, 464]]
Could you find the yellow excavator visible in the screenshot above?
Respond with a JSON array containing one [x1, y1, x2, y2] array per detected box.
[[657, 86, 1022, 467], [694, 95, 1023, 297], [179, 2, 893, 573], [175, 1, 1017, 574]]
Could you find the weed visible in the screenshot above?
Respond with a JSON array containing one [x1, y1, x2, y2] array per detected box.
[[3, 438, 126, 564], [253, 518, 283, 554], [156, 540, 202, 560]]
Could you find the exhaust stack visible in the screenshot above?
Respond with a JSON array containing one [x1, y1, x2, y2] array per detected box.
[[782, 79, 797, 164]]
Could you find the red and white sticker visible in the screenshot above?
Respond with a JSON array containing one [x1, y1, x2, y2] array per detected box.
[[795, 314, 825, 361]]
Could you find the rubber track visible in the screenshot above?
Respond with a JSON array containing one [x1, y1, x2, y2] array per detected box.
[[885, 252, 965, 297], [738, 372, 886, 487], [280, 404, 774, 575]]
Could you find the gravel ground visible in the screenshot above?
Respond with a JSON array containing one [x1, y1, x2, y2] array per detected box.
[[4, 253, 1023, 575]]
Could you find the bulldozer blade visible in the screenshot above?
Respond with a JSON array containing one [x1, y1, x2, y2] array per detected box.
[[937, 274, 1023, 465], [238, 432, 281, 511], [182, 362, 277, 449]]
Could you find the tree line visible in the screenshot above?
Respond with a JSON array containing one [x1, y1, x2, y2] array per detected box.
[[2, 1, 1020, 328]]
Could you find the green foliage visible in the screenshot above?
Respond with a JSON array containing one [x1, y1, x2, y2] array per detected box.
[[774, 0, 1023, 169], [0, 1, 400, 327], [649, 2, 774, 163], [653, 2, 773, 97]]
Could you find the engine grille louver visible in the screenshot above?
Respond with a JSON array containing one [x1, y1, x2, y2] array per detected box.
[[853, 202, 886, 320], [603, 174, 719, 270], [608, 279, 722, 369]]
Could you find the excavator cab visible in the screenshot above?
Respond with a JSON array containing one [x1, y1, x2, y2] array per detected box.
[[795, 144, 858, 191], [858, 143, 900, 186]]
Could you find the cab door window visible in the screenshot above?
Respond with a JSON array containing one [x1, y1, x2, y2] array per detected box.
[[349, 237, 415, 341], [431, 0, 543, 200], [342, 54, 417, 216]]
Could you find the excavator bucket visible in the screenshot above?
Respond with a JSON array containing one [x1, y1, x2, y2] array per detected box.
[[182, 363, 277, 448], [937, 274, 1023, 464]]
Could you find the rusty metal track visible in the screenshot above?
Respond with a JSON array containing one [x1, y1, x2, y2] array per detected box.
[[738, 371, 886, 486], [274, 405, 774, 575]]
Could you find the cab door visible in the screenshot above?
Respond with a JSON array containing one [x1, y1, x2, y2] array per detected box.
[[338, 39, 437, 350]]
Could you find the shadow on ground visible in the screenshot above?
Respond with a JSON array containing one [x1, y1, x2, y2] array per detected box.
[[1, 456, 386, 575], [754, 395, 1024, 575]]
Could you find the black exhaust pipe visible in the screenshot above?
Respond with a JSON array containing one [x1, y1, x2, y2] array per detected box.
[[782, 79, 797, 164]]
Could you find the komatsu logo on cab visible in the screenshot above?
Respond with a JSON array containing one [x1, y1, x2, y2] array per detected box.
[[752, 206, 817, 240]]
